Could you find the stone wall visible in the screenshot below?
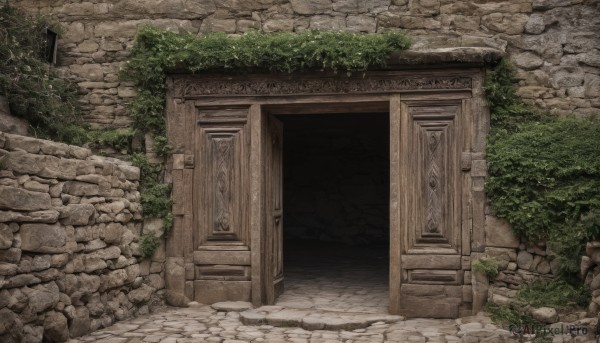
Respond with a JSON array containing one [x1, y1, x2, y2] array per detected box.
[[9, 0, 600, 129], [282, 113, 389, 246], [0, 132, 164, 343], [485, 215, 556, 305]]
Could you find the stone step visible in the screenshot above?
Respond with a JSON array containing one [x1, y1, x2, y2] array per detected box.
[[239, 306, 404, 331]]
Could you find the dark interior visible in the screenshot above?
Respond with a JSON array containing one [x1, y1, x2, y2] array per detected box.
[[280, 112, 390, 276]]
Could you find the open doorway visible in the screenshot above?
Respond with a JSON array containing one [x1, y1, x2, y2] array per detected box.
[[278, 112, 390, 313]]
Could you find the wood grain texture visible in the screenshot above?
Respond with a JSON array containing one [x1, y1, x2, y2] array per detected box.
[[165, 68, 484, 314]]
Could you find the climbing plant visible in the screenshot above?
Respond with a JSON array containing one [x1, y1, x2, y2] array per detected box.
[[0, 6, 88, 144], [121, 26, 412, 256], [485, 60, 600, 280]]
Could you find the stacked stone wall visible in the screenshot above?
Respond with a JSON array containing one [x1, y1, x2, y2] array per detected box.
[[9, 0, 600, 130], [0, 132, 164, 343]]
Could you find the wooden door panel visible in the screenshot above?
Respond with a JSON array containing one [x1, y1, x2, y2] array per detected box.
[[193, 107, 252, 304], [265, 115, 284, 304], [396, 100, 469, 318], [405, 104, 461, 254]]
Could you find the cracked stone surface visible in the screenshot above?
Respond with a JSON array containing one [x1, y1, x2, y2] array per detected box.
[[68, 304, 521, 342]]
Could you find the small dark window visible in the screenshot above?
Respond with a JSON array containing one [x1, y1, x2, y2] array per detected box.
[[45, 28, 58, 64]]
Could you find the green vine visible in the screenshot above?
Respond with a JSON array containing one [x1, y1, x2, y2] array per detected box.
[[472, 258, 500, 278], [121, 26, 411, 257], [485, 60, 600, 281]]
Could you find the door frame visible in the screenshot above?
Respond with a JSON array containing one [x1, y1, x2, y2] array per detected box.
[[164, 68, 488, 316]]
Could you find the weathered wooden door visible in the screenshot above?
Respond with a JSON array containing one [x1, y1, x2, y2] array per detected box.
[[263, 114, 284, 304], [390, 95, 472, 318]]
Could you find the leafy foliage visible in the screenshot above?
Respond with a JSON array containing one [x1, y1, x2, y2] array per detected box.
[[486, 302, 539, 328], [129, 153, 173, 234], [140, 233, 160, 258], [121, 26, 411, 154], [472, 258, 500, 278], [0, 6, 87, 144], [485, 60, 600, 279], [517, 279, 590, 310], [121, 26, 411, 249]]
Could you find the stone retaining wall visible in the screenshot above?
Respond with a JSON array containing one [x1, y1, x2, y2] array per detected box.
[[9, 0, 600, 131], [484, 216, 556, 306], [0, 132, 163, 343]]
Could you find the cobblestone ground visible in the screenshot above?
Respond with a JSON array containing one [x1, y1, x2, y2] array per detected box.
[[69, 245, 596, 342], [69, 303, 521, 343]]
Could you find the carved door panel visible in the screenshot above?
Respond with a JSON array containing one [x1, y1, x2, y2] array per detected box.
[[264, 115, 284, 304], [192, 107, 253, 304], [392, 99, 470, 318]]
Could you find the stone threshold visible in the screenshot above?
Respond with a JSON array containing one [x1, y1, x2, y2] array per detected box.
[[211, 302, 404, 331]]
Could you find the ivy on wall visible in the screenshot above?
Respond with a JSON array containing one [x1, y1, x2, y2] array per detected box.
[[0, 6, 137, 150], [485, 60, 600, 280], [121, 26, 412, 256], [0, 6, 87, 144]]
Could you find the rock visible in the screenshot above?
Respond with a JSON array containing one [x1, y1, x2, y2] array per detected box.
[[101, 269, 128, 290], [69, 306, 91, 338], [0, 223, 13, 249], [586, 241, 600, 264], [346, 15, 377, 33], [531, 307, 558, 324], [0, 263, 18, 276], [28, 282, 60, 313], [516, 251, 533, 270], [536, 259, 551, 274], [20, 223, 67, 253], [23, 180, 49, 193], [70, 64, 104, 82], [165, 290, 190, 307], [553, 68, 584, 87], [533, 0, 583, 10], [62, 181, 100, 196], [584, 74, 600, 98], [485, 216, 519, 248], [212, 301, 254, 312], [524, 13, 545, 34], [0, 210, 60, 223], [513, 52, 544, 71], [60, 204, 96, 226], [0, 248, 21, 263], [0, 308, 23, 343], [0, 186, 51, 211], [590, 273, 600, 290], [31, 255, 51, 271], [309, 15, 346, 30], [481, 13, 528, 35], [145, 273, 165, 290], [5, 274, 40, 288], [5, 134, 40, 153], [290, 0, 332, 14], [581, 256, 592, 279], [0, 101, 28, 136], [43, 311, 69, 342], [128, 284, 154, 304]]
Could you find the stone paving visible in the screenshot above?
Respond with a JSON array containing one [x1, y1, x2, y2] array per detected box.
[[68, 245, 597, 342]]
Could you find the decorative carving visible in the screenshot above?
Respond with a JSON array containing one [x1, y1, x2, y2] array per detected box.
[[174, 76, 472, 97], [213, 138, 233, 233], [425, 131, 442, 234]]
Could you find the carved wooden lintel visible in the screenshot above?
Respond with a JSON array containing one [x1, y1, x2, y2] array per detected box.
[[173, 75, 472, 98]]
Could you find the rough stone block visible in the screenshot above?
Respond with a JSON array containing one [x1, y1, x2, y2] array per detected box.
[[60, 204, 96, 226], [20, 224, 67, 253], [0, 186, 51, 211], [485, 215, 519, 248]]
